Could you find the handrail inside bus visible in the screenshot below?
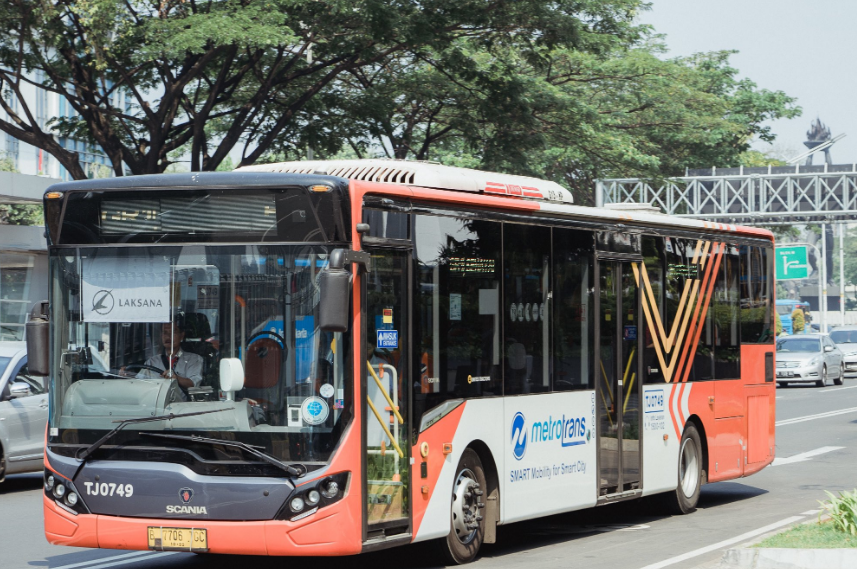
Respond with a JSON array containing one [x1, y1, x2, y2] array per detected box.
[[366, 396, 404, 458], [366, 361, 404, 424]]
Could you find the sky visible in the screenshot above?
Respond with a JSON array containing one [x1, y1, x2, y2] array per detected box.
[[640, 0, 857, 165]]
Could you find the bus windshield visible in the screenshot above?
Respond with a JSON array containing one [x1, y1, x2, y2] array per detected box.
[[49, 244, 351, 465]]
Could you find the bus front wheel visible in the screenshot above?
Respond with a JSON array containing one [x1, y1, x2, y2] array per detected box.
[[662, 424, 702, 515], [437, 449, 487, 564]]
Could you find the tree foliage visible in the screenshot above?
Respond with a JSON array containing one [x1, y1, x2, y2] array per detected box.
[[792, 308, 805, 334], [0, 0, 645, 179], [0, 158, 43, 225]]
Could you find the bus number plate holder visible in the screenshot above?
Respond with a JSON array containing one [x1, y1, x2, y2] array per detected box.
[[148, 527, 208, 552]]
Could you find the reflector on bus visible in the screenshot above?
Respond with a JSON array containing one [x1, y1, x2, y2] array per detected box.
[[238, 159, 574, 204]]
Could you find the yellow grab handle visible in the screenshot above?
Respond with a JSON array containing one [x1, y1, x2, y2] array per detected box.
[[366, 396, 404, 458], [367, 361, 404, 424]]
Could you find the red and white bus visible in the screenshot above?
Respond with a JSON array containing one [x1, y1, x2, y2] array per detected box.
[[32, 160, 775, 564]]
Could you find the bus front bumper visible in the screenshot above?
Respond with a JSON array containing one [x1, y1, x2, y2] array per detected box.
[[44, 494, 362, 556]]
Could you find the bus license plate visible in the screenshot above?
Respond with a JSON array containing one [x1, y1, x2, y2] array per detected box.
[[148, 527, 207, 551]]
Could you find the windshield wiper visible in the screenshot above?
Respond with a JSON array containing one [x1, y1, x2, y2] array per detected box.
[[75, 408, 234, 463], [142, 433, 305, 478]]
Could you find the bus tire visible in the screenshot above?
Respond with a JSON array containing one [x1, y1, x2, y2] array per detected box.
[[663, 423, 702, 515], [437, 449, 487, 565]]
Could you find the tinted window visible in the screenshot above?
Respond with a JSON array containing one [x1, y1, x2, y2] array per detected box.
[[553, 228, 594, 391], [740, 246, 774, 344], [641, 237, 665, 384], [413, 215, 502, 421], [504, 224, 551, 394], [713, 244, 741, 379]]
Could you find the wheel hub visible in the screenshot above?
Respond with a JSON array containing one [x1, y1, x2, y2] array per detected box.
[[451, 468, 484, 544], [679, 438, 699, 498]]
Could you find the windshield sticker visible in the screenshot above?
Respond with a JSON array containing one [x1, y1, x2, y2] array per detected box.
[[383, 308, 393, 324], [81, 256, 170, 322], [319, 383, 334, 398], [301, 397, 329, 425]]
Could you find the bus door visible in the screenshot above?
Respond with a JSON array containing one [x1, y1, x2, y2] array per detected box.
[[362, 247, 412, 540], [596, 259, 642, 496]]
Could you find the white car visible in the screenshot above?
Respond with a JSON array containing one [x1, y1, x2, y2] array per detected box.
[[830, 326, 857, 378], [776, 334, 844, 387], [0, 342, 47, 481]]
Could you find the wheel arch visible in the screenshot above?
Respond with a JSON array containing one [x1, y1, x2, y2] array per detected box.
[[465, 439, 499, 544], [684, 415, 708, 484]]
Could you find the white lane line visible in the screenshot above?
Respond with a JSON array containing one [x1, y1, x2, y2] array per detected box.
[[815, 385, 857, 393], [50, 551, 157, 569], [637, 516, 804, 569], [77, 552, 181, 569], [801, 509, 822, 515], [776, 406, 857, 426], [772, 446, 844, 466]]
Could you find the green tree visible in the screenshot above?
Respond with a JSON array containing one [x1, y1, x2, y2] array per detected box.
[[0, 0, 645, 179], [315, 45, 799, 204], [775, 312, 783, 336], [792, 308, 805, 334]]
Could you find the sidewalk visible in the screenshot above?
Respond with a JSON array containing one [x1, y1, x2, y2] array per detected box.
[[705, 517, 857, 569]]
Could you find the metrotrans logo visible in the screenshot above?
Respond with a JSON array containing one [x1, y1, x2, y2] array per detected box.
[[510, 411, 588, 461]]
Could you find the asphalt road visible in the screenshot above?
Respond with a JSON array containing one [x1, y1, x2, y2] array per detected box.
[[4, 382, 857, 569]]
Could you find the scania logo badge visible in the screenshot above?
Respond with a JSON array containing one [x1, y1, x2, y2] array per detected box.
[[179, 487, 194, 504]]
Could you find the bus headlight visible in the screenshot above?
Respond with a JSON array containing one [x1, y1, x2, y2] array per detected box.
[[320, 479, 339, 499], [54, 483, 66, 499], [290, 496, 305, 512], [66, 492, 79, 507], [46, 475, 55, 490], [278, 472, 350, 521]]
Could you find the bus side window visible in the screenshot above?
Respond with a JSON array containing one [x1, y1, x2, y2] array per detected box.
[[553, 228, 594, 391]]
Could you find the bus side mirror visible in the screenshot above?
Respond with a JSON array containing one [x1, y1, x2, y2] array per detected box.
[[319, 249, 370, 333], [319, 269, 351, 332], [26, 301, 50, 377]]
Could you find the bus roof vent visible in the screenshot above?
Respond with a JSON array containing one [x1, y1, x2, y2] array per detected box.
[[238, 159, 573, 204], [603, 203, 665, 215]]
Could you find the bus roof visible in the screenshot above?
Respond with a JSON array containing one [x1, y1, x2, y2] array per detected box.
[[237, 159, 574, 204]]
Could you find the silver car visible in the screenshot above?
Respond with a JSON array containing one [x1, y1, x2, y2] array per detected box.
[[0, 342, 47, 482], [829, 326, 857, 378], [776, 334, 844, 387]]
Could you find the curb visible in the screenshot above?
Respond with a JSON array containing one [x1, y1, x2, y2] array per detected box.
[[718, 547, 857, 569]]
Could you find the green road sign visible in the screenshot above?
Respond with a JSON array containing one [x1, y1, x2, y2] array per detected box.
[[775, 246, 809, 280]]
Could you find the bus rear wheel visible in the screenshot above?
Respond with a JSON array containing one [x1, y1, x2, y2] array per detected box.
[[662, 424, 702, 515], [437, 449, 487, 565]]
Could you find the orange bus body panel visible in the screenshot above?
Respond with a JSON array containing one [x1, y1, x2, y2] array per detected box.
[[411, 402, 468, 538]]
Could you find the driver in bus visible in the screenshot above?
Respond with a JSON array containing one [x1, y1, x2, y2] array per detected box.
[[127, 318, 204, 399]]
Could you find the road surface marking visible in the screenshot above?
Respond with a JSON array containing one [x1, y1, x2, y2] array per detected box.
[[51, 551, 155, 569], [52, 551, 180, 569], [772, 446, 844, 466], [80, 552, 181, 569], [801, 509, 822, 515], [776, 406, 857, 426], [637, 516, 804, 569], [816, 385, 857, 393]]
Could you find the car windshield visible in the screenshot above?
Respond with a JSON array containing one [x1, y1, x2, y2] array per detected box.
[[776, 338, 821, 353], [830, 330, 857, 344], [775, 305, 796, 315], [49, 245, 352, 464]]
